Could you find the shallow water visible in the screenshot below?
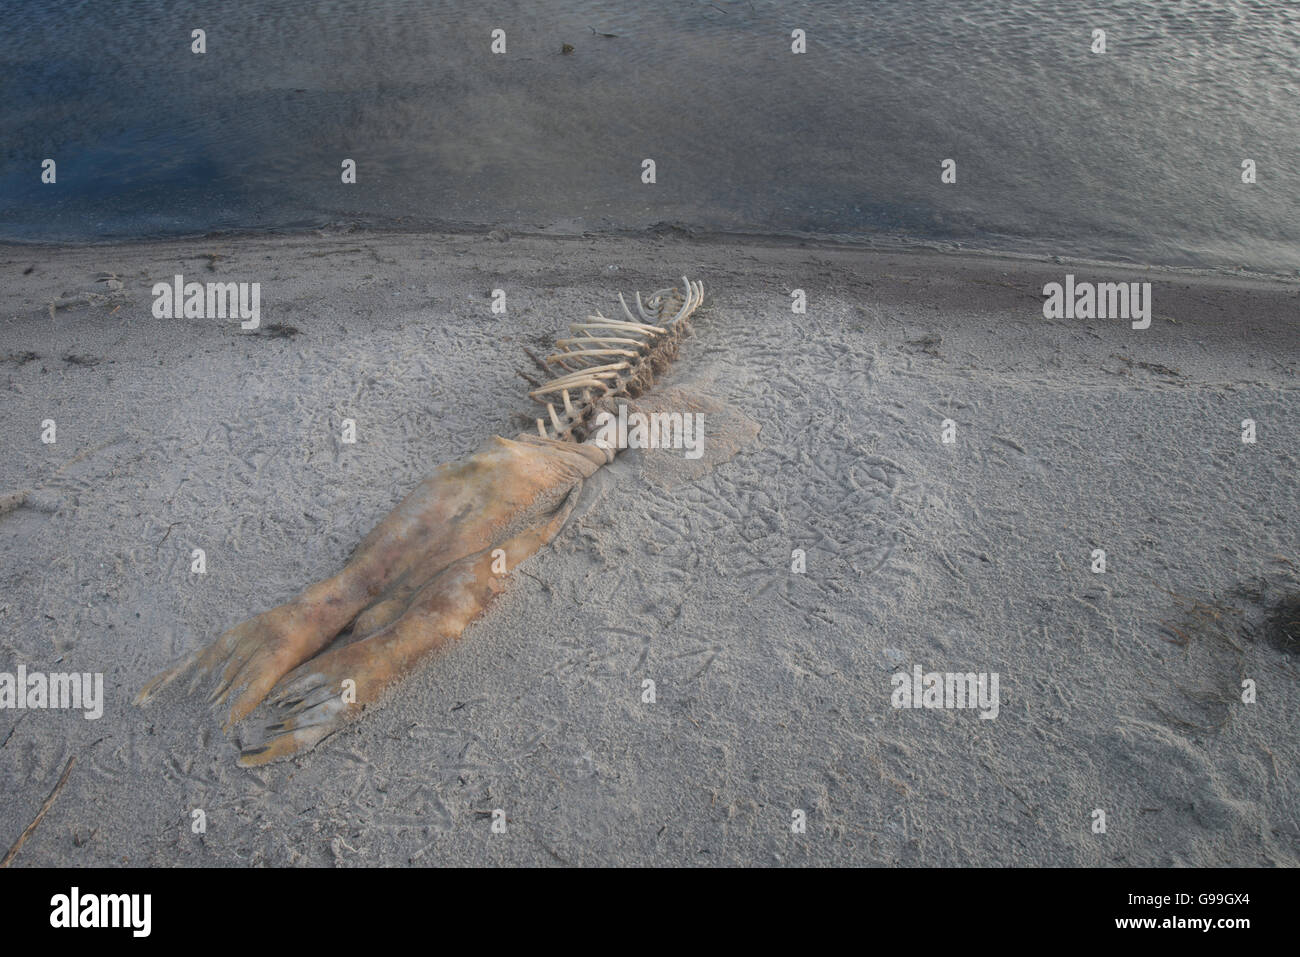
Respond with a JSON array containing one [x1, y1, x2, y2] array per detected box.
[[2, 0, 1297, 271]]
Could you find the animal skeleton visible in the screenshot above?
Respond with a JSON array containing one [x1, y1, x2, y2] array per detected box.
[[136, 277, 704, 765]]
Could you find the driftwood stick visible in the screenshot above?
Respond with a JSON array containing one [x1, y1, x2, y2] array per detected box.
[[1, 755, 76, 867]]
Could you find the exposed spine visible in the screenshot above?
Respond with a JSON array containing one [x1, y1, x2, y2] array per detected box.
[[527, 276, 703, 442]]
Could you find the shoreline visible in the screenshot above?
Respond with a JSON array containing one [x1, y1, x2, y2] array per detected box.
[[4, 223, 1298, 285]]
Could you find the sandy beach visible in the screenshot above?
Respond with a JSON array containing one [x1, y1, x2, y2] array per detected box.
[[1, 230, 1297, 866]]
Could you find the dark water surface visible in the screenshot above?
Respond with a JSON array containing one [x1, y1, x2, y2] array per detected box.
[[2, 0, 1297, 272]]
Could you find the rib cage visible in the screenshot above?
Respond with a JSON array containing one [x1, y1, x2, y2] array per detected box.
[[527, 276, 704, 442]]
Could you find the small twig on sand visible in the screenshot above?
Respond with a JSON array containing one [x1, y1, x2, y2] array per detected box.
[[156, 521, 182, 551], [1, 755, 76, 867]]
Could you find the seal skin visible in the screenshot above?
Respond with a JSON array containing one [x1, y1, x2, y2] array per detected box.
[[136, 279, 702, 765], [135, 436, 607, 765]]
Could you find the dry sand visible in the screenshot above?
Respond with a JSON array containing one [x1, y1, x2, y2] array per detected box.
[[1, 230, 1297, 866]]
